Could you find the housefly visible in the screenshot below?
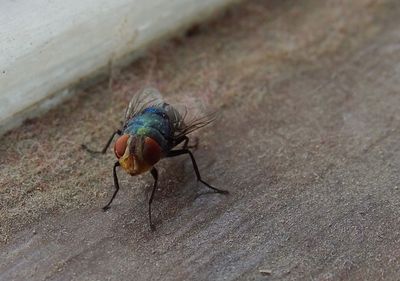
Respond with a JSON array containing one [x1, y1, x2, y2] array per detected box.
[[82, 88, 228, 230]]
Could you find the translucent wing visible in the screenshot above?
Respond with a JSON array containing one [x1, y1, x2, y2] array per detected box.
[[164, 96, 217, 142], [172, 112, 216, 141], [124, 87, 163, 124]]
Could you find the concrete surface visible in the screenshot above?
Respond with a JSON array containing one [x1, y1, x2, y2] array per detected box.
[[1, 0, 400, 280]]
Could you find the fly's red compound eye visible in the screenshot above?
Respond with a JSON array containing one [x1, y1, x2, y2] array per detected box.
[[143, 137, 162, 165], [114, 135, 129, 159]]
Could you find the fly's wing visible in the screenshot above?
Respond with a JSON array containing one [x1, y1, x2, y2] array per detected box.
[[173, 110, 216, 141], [124, 87, 164, 124], [163, 96, 217, 143], [162, 103, 185, 131]]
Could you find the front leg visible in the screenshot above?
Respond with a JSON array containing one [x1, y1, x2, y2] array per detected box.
[[149, 167, 158, 231], [103, 161, 121, 211], [82, 129, 121, 154]]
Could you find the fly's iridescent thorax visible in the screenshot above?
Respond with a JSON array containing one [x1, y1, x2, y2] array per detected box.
[[124, 105, 174, 152]]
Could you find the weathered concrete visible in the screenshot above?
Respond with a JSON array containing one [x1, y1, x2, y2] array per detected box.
[[1, 0, 400, 280]]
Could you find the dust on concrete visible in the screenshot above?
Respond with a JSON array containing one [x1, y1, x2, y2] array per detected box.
[[1, 0, 400, 280]]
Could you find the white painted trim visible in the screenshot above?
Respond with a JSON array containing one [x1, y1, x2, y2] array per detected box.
[[0, 0, 235, 134]]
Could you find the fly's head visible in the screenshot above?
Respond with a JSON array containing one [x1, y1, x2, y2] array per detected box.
[[114, 134, 162, 175]]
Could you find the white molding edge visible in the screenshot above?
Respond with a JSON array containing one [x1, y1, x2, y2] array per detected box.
[[0, 0, 236, 135]]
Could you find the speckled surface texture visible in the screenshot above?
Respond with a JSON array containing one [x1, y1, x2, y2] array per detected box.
[[1, 0, 400, 280]]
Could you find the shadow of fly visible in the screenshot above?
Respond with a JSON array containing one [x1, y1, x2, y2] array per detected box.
[[82, 88, 228, 230]]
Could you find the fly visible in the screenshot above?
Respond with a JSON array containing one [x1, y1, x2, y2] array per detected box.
[[82, 88, 228, 230]]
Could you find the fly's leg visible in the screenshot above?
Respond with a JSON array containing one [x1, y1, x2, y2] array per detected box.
[[174, 136, 199, 150], [82, 129, 122, 154], [182, 136, 199, 150], [166, 149, 229, 194], [149, 167, 158, 231], [103, 161, 121, 211]]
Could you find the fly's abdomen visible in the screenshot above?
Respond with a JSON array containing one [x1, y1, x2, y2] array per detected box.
[[124, 106, 173, 151]]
